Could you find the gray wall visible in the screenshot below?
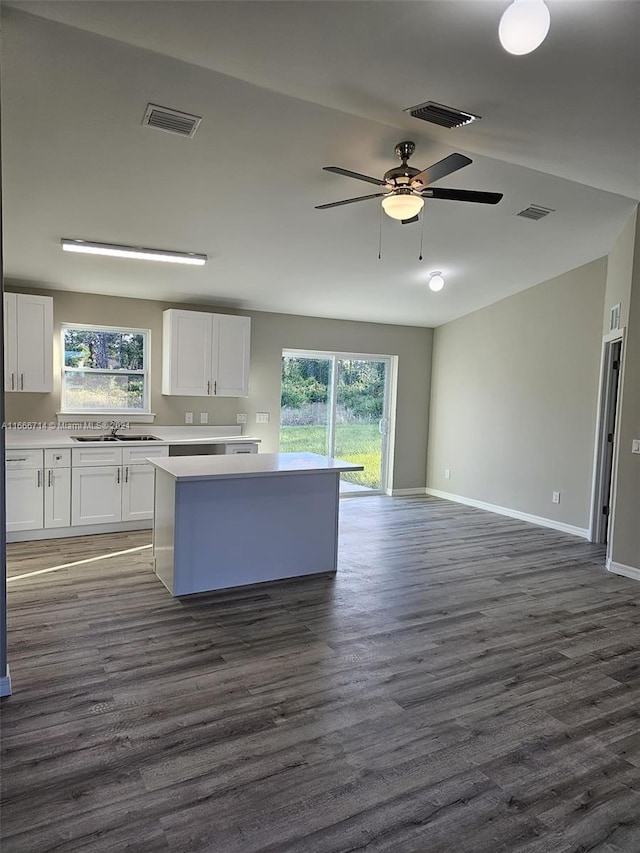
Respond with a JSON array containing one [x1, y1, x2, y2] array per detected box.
[[4, 284, 433, 492], [426, 258, 606, 530], [609, 210, 640, 570]]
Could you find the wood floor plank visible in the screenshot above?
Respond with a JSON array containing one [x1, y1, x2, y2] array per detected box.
[[2, 495, 640, 852]]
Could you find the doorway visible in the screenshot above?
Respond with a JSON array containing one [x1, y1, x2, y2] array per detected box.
[[591, 334, 624, 547], [279, 350, 393, 494]]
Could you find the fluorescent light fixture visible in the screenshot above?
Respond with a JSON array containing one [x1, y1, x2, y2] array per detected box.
[[499, 0, 550, 55], [61, 239, 207, 265], [381, 192, 424, 221], [428, 271, 445, 292]]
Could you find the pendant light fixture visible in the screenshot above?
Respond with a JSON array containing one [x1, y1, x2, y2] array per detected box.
[[499, 0, 550, 55]]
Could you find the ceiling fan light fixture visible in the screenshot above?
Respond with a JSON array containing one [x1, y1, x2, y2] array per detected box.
[[381, 192, 424, 221], [498, 0, 550, 55], [428, 271, 445, 292]]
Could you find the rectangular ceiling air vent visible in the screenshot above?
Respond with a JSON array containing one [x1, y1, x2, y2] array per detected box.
[[142, 103, 201, 137], [516, 204, 555, 221], [404, 100, 480, 129]]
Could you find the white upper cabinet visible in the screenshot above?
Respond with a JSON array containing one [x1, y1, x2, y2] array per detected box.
[[4, 292, 54, 393], [162, 309, 250, 397]]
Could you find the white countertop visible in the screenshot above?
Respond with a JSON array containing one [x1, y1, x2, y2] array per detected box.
[[3, 425, 260, 450], [149, 451, 364, 481]]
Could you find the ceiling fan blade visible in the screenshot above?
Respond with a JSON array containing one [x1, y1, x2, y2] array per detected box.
[[323, 166, 387, 187], [400, 215, 420, 225], [315, 193, 386, 210], [411, 153, 472, 188], [424, 188, 503, 204]]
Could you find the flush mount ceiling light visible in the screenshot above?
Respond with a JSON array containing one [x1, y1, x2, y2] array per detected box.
[[499, 0, 550, 55], [428, 271, 445, 292], [61, 239, 207, 266], [380, 190, 424, 222]]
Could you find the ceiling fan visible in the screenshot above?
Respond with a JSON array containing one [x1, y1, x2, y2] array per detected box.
[[315, 141, 503, 224]]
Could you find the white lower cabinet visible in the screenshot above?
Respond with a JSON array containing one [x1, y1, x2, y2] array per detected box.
[[45, 467, 71, 528], [6, 448, 71, 532], [6, 467, 43, 532], [121, 463, 156, 522], [71, 466, 123, 526], [70, 446, 169, 527]]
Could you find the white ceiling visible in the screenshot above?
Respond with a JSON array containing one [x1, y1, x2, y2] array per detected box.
[[2, 1, 639, 327]]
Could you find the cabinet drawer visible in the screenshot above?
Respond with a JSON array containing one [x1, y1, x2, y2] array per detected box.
[[224, 443, 259, 454], [72, 446, 123, 467], [44, 448, 71, 468], [6, 449, 44, 469], [122, 445, 169, 465]]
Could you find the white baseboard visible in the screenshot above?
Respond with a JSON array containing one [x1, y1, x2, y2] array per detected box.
[[387, 488, 428, 496], [606, 559, 640, 582], [0, 666, 12, 697], [7, 519, 153, 543], [425, 488, 590, 539]]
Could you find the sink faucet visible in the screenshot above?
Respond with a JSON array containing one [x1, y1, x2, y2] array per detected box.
[[109, 422, 122, 438]]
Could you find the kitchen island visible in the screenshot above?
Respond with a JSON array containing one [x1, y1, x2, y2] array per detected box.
[[150, 451, 364, 596]]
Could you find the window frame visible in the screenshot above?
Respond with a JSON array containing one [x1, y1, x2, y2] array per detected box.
[[60, 322, 151, 415]]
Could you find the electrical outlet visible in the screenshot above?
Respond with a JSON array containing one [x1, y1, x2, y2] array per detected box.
[[185, 412, 193, 424], [444, 469, 451, 480], [256, 412, 270, 424], [552, 491, 561, 504], [200, 412, 208, 424], [236, 413, 247, 425]]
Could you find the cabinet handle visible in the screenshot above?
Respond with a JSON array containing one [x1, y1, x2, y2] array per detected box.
[[125, 466, 129, 483], [20, 373, 24, 390], [117, 468, 120, 484], [48, 470, 52, 487], [37, 470, 42, 488], [11, 373, 15, 391], [7, 457, 28, 462], [214, 380, 217, 395], [207, 380, 210, 395]]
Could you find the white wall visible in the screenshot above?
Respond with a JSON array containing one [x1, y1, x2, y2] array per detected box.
[[609, 210, 640, 572], [4, 284, 433, 492], [426, 258, 606, 530]]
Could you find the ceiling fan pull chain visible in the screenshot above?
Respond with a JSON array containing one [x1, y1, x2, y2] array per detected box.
[[418, 209, 425, 261], [378, 202, 383, 260]]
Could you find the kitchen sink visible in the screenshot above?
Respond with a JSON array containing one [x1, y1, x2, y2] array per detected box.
[[71, 434, 161, 442], [72, 435, 120, 442]]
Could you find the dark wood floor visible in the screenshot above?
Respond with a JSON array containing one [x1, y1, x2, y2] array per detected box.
[[2, 496, 640, 852]]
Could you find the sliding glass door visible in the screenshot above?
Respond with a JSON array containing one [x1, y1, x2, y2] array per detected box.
[[280, 350, 392, 494]]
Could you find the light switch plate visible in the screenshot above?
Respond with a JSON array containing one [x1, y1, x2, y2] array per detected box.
[[256, 412, 270, 424], [200, 412, 208, 424], [236, 413, 247, 424], [632, 439, 640, 454], [552, 491, 561, 504]]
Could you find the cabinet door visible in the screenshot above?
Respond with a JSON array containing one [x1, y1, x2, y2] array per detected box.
[[71, 466, 122, 526], [121, 463, 155, 522], [15, 294, 53, 392], [3, 293, 18, 391], [162, 309, 212, 396], [6, 468, 44, 532], [213, 314, 250, 397], [44, 468, 71, 529]]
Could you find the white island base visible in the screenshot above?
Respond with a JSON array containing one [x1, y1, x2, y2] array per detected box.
[[151, 452, 363, 596]]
